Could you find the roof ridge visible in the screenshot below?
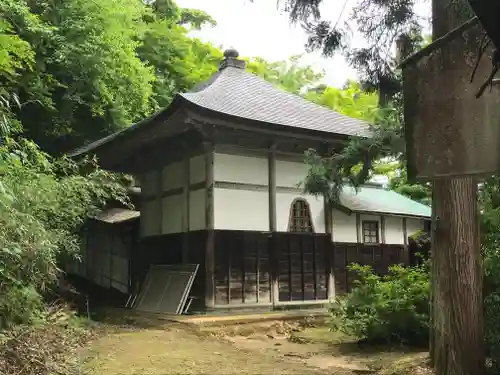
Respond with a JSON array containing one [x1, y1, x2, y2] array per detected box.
[[187, 69, 224, 93], [181, 67, 371, 137]]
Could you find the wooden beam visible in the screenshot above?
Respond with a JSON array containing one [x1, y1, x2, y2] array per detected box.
[[156, 168, 163, 235], [182, 157, 190, 263], [356, 213, 362, 243], [204, 142, 215, 310], [101, 129, 204, 174], [96, 112, 194, 170], [142, 181, 207, 202], [213, 133, 343, 161], [324, 197, 335, 300], [380, 216, 386, 244], [186, 110, 348, 144], [269, 149, 277, 232], [402, 217, 410, 265], [215, 143, 307, 161], [268, 147, 279, 306], [403, 217, 409, 246]]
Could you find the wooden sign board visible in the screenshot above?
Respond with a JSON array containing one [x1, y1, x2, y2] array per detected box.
[[403, 23, 500, 181]]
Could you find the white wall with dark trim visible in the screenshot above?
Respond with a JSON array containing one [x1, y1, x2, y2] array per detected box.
[[139, 150, 428, 244], [140, 154, 207, 237]]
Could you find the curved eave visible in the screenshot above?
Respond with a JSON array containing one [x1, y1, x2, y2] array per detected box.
[[69, 95, 186, 158], [180, 96, 364, 142], [69, 94, 371, 166]]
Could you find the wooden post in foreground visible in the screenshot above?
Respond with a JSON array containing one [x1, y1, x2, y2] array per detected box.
[[430, 178, 483, 375], [427, 1, 484, 374]]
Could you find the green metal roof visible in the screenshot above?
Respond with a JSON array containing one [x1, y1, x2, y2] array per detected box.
[[340, 184, 431, 218]]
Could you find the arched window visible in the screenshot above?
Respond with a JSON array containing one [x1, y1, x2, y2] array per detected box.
[[288, 199, 314, 233]]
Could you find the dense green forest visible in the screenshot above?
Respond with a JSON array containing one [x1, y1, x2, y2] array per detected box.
[[1, 0, 500, 374]]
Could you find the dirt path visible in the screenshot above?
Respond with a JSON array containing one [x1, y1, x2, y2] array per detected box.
[[83, 318, 430, 375], [84, 322, 343, 375]]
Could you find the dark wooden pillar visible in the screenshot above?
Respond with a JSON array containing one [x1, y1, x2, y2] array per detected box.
[[380, 216, 386, 244], [402, 217, 410, 265], [156, 169, 163, 235], [324, 198, 335, 300], [268, 147, 279, 305], [204, 144, 215, 310], [182, 157, 190, 263], [356, 213, 361, 243]]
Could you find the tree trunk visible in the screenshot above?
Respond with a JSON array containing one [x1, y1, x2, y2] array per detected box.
[[429, 1, 485, 374], [431, 178, 484, 375]]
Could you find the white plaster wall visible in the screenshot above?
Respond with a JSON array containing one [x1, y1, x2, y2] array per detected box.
[[330, 212, 425, 245], [332, 209, 357, 243], [189, 189, 206, 230], [384, 216, 405, 245], [276, 192, 325, 233], [141, 200, 161, 237], [142, 170, 159, 196], [407, 218, 425, 237], [190, 155, 205, 184], [214, 153, 268, 185], [161, 194, 184, 234], [214, 187, 269, 231], [276, 160, 308, 188], [162, 160, 184, 190]]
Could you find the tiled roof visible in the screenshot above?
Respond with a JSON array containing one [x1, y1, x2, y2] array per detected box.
[[340, 185, 431, 218], [70, 53, 370, 158], [181, 67, 370, 137]]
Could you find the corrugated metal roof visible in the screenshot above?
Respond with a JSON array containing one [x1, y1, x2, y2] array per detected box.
[[93, 208, 140, 224], [181, 67, 370, 137], [340, 185, 431, 218]]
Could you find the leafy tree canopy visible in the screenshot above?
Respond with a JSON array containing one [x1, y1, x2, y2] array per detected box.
[[0, 0, 221, 154]]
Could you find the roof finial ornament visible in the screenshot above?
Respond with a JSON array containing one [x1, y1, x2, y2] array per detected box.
[[224, 48, 239, 58], [219, 47, 246, 71]]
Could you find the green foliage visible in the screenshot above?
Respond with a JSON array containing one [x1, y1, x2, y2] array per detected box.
[[0, 138, 129, 328], [246, 55, 324, 94], [138, 20, 222, 109], [480, 177, 500, 372], [305, 81, 380, 121], [388, 168, 432, 206], [0, 0, 224, 153], [330, 263, 430, 346], [301, 95, 405, 202], [0, 13, 34, 135], [484, 246, 500, 373]]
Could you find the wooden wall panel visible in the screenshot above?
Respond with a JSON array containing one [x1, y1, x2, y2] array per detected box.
[[214, 231, 271, 305], [275, 233, 330, 302], [314, 237, 328, 300]]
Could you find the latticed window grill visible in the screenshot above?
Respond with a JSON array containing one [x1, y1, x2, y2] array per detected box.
[[362, 221, 379, 244], [288, 199, 314, 233]]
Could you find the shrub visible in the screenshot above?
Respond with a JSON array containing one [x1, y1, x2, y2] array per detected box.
[[0, 138, 129, 328], [0, 304, 94, 375], [330, 263, 430, 346], [483, 240, 500, 372]]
